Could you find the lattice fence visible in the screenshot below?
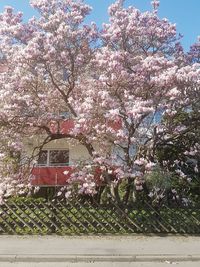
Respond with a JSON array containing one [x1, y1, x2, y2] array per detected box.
[[0, 198, 200, 235]]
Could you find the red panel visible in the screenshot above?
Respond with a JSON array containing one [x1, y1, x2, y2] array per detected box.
[[49, 120, 74, 134], [60, 120, 75, 134], [31, 166, 116, 186], [107, 118, 122, 131], [31, 166, 73, 186], [49, 118, 122, 135]]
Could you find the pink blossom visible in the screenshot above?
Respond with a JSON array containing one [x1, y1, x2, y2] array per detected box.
[[0, 0, 198, 201]]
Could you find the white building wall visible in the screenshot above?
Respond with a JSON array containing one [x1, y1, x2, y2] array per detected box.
[[23, 137, 91, 166]]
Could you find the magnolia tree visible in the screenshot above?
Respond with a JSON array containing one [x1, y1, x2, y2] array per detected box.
[[72, 0, 200, 205], [0, 0, 97, 202], [0, 0, 199, 205]]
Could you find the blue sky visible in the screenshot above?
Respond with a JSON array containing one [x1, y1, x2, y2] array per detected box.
[[0, 0, 199, 51]]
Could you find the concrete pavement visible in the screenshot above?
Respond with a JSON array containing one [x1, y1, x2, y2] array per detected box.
[[0, 235, 200, 265], [1, 263, 200, 267]]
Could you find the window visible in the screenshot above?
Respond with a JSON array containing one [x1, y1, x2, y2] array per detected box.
[[37, 150, 69, 166], [49, 150, 69, 166], [38, 150, 48, 166]]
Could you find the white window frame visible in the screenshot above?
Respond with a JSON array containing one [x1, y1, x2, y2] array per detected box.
[[37, 149, 69, 167]]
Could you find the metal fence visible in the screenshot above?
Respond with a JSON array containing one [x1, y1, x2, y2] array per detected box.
[[0, 198, 200, 235]]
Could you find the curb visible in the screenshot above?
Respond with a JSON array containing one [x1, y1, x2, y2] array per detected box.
[[0, 254, 200, 263]]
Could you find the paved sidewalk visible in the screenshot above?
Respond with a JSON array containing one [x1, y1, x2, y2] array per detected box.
[[0, 235, 200, 263]]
